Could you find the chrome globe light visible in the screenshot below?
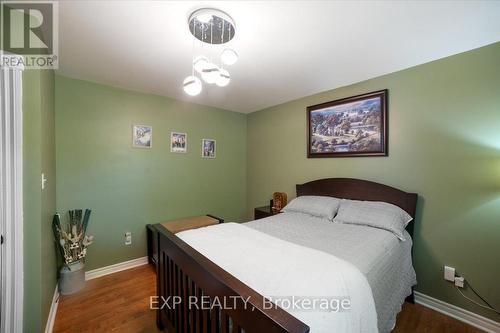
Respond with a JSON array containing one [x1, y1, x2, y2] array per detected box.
[[193, 56, 209, 74], [189, 8, 235, 44], [221, 48, 238, 66], [216, 68, 230, 87], [183, 8, 238, 95], [183, 76, 202, 96], [201, 63, 220, 84]]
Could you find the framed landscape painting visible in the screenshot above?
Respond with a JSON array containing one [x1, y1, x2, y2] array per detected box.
[[307, 90, 388, 158]]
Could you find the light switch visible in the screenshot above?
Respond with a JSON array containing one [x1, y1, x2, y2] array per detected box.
[[41, 173, 47, 190], [125, 232, 132, 245]]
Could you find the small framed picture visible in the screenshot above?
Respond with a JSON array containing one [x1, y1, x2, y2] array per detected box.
[[171, 132, 187, 153], [202, 139, 216, 159], [132, 125, 152, 148]]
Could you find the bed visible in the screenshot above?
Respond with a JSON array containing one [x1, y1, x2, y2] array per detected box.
[[154, 178, 418, 333]]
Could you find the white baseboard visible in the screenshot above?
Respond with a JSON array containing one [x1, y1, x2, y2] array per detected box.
[[85, 256, 149, 280], [44, 284, 59, 333], [415, 291, 500, 333]]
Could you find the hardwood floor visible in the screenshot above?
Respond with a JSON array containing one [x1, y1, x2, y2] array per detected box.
[[53, 264, 484, 333], [53, 265, 161, 333], [393, 303, 483, 333]]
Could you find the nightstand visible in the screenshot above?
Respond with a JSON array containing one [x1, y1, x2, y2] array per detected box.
[[254, 206, 280, 220]]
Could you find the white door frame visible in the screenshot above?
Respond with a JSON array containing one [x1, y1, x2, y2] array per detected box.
[[0, 54, 24, 333]]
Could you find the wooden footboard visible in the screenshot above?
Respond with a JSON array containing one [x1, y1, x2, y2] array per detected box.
[[155, 225, 310, 333]]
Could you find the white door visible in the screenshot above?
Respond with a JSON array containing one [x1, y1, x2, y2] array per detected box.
[[0, 57, 24, 333]]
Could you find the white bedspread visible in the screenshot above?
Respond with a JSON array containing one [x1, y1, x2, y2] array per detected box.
[[177, 222, 378, 333], [246, 212, 417, 333]]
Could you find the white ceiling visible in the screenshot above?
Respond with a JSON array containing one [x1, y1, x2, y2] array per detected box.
[[58, 1, 500, 113]]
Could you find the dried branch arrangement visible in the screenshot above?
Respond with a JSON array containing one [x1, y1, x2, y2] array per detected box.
[[52, 209, 93, 266]]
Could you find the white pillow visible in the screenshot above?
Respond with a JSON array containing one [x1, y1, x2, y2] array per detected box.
[[334, 199, 413, 240], [281, 196, 341, 221]]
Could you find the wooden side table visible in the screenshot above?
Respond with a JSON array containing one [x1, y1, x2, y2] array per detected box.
[[159, 215, 223, 233], [254, 206, 280, 220], [147, 214, 223, 267]]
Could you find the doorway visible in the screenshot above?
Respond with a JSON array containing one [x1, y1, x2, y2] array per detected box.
[[0, 58, 24, 333]]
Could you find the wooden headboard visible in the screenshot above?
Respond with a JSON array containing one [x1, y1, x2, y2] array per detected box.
[[296, 178, 418, 236]]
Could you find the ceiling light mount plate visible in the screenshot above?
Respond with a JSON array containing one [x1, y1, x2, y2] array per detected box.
[[188, 8, 235, 44]]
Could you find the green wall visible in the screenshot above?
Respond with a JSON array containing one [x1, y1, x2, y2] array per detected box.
[[247, 42, 500, 321], [55, 76, 247, 270], [23, 68, 57, 332]]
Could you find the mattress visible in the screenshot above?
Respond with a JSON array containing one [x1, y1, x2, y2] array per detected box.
[[245, 212, 417, 333], [177, 222, 378, 333]]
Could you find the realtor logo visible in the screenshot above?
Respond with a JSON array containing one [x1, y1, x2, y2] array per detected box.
[[1, 1, 58, 69]]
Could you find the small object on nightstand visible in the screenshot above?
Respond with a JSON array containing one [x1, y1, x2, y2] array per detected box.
[[254, 206, 280, 220], [272, 192, 287, 213]]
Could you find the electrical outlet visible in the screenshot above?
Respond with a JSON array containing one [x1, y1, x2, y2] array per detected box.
[[444, 266, 455, 282], [125, 232, 132, 245], [454, 276, 465, 288]]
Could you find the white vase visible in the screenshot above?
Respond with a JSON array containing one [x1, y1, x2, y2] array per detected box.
[[59, 261, 85, 295]]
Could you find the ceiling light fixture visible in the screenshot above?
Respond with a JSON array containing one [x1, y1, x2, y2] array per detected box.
[[183, 76, 202, 96], [201, 62, 220, 84], [221, 48, 238, 66], [216, 68, 230, 87], [182, 8, 238, 96], [193, 55, 209, 74]]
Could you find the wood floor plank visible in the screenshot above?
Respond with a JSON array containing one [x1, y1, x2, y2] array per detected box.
[[53, 264, 485, 333]]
